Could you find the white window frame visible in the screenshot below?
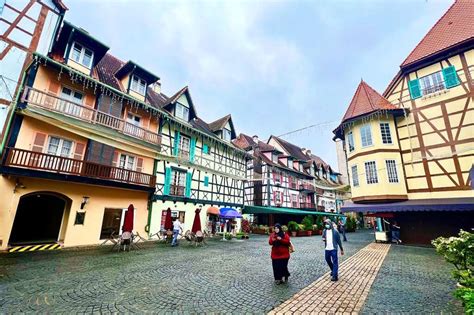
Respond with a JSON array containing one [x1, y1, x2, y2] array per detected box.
[[179, 134, 191, 157], [347, 131, 355, 152], [288, 159, 293, 169], [119, 154, 136, 170], [364, 161, 378, 184], [126, 112, 141, 126], [385, 160, 399, 183], [360, 124, 373, 147], [70, 42, 94, 69], [130, 75, 147, 96], [222, 128, 232, 141], [46, 136, 73, 157], [272, 153, 279, 163], [171, 169, 187, 196], [420, 71, 445, 96], [380, 122, 393, 145], [175, 102, 189, 121], [351, 165, 359, 187]]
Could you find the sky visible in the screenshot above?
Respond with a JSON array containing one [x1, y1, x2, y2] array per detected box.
[[64, 0, 453, 169]]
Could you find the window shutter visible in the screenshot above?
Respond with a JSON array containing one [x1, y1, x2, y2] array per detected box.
[[163, 167, 171, 195], [204, 176, 209, 187], [442, 65, 460, 88], [173, 131, 180, 156], [111, 150, 119, 167], [32, 133, 47, 152], [84, 95, 94, 107], [185, 172, 192, 198], [408, 79, 422, 99], [73, 142, 86, 160], [136, 158, 143, 172], [202, 144, 209, 154], [189, 137, 196, 162]]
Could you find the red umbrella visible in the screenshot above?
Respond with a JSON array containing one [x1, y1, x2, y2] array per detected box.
[[122, 204, 134, 233], [164, 208, 173, 231], [191, 208, 202, 233]]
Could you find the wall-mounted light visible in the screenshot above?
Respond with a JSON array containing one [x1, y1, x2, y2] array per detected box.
[[80, 196, 90, 209], [13, 179, 26, 193]]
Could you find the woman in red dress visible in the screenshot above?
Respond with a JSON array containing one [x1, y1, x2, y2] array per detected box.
[[269, 223, 291, 285]]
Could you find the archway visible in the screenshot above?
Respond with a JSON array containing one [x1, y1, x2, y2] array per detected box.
[[9, 192, 71, 245]]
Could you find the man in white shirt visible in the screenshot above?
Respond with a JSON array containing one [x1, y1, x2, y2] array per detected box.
[[171, 218, 183, 247], [322, 219, 344, 281]]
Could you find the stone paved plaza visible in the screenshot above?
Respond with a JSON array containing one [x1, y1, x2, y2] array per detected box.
[[0, 230, 462, 314]]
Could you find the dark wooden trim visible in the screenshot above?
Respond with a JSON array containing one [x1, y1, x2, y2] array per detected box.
[[460, 52, 474, 92], [401, 137, 474, 154], [406, 171, 469, 180], [352, 195, 408, 203], [441, 103, 465, 186], [454, 97, 471, 142], [408, 186, 471, 193], [152, 194, 242, 208], [403, 153, 473, 166], [347, 148, 400, 162], [410, 99, 433, 191], [410, 92, 474, 113], [417, 110, 449, 143], [394, 117, 410, 193]]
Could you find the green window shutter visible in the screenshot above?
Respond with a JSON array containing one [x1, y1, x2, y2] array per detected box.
[[202, 144, 209, 154], [185, 172, 192, 198], [173, 131, 180, 156], [204, 176, 209, 187], [190, 137, 196, 162], [408, 79, 422, 99], [163, 167, 171, 195], [442, 65, 460, 88]]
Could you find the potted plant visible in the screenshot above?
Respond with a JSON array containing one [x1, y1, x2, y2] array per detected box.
[[301, 216, 313, 236], [297, 224, 306, 236], [281, 225, 288, 234], [345, 216, 357, 232], [287, 221, 299, 237]]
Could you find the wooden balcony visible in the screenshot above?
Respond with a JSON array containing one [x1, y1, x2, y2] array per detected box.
[[300, 202, 316, 209], [22, 87, 161, 146], [4, 147, 156, 187], [299, 183, 314, 192]]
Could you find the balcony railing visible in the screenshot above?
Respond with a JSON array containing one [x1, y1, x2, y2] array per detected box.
[[170, 184, 185, 197], [22, 87, 161, 146], [4, 147, 156, 187], [299, 183, 314, 192], [300, 202, 316, 209]]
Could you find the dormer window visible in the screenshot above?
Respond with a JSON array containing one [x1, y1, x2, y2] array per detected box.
[[70, 42, 94, 68], [272, 153, 278, 163], [175, 102, 189, 121], [288, 159, 293, 169], [130, 75, 147, 95], [223, 129, 232, 141]]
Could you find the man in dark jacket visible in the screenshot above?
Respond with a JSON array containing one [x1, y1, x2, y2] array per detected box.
[[322, 219, 344, 281]]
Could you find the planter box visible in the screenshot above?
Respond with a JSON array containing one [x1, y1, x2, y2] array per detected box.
[[252, 229, 269, 235], [297, 231, 312, 237], [290, 231, 297, 237], [312, 230, 322, 236]]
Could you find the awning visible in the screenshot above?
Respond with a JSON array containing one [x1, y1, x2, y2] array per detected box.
[[243, 205, 344, 217], [207, 206, 220, 215], [341, 197, 474, 213]]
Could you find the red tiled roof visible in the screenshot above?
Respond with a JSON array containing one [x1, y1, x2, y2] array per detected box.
[[341, 80, 397, 123], [401, 0, 474, 68]]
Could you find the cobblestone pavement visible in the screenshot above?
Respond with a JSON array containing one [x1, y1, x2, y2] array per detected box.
[[361, 245, 463, 314], [269, 243, 391, 314], [0, 231, 372, 313]]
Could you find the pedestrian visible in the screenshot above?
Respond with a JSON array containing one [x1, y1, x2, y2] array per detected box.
[[322, 219, 344, 281], [171, 217, 183, 247], [391, 221, 402, 244], [268, 223, 291, 285], [338, 218, 347, 242]]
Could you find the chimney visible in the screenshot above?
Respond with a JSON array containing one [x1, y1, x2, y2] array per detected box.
[[306, 149, 312, 156], [151, 81, 161, 94]]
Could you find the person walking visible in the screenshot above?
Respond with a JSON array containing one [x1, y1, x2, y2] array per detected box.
[[391, 221, 402, 244], [338, 218, 347, 242], [322, 219, 344, 281], [171, 217, 183, 247], [269, 223, 291, 285]]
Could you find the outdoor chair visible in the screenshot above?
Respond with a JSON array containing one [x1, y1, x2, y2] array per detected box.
[[184, 230, 195, 243], [195, 231, 205, 247], [118, 232, 132, 252]]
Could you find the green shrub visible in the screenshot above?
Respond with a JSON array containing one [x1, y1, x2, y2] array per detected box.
[[301, 216, 313, 231], [345, 216, 357, 232], [432, 230, 474, 313], [281, 225, 288, 232], [287, 221, 300, 232], [224, 232, 233, 240]]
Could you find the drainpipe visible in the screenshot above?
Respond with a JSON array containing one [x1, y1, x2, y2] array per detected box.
[[145, 158, 158, 237]]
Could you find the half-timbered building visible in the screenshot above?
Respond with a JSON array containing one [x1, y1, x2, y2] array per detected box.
[[333, 0, 474, 244], [234, 133, 345, 225]]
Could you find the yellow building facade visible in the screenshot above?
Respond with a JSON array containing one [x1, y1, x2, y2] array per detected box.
[[334, 0, 474, 244]]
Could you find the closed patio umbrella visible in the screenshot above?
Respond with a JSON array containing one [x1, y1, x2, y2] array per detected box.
[[164, 208, 173, 231], [122, 204, 134, 233], [219, 208, 242, 241], [191, 208, 202, 233]]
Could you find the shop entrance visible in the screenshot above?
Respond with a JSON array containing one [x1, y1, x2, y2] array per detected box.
[[100, 208, 123, 239], [10, 193, 69, 245]]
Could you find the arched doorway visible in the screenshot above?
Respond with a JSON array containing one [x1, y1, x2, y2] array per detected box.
[[9, 192, 70, 245]]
